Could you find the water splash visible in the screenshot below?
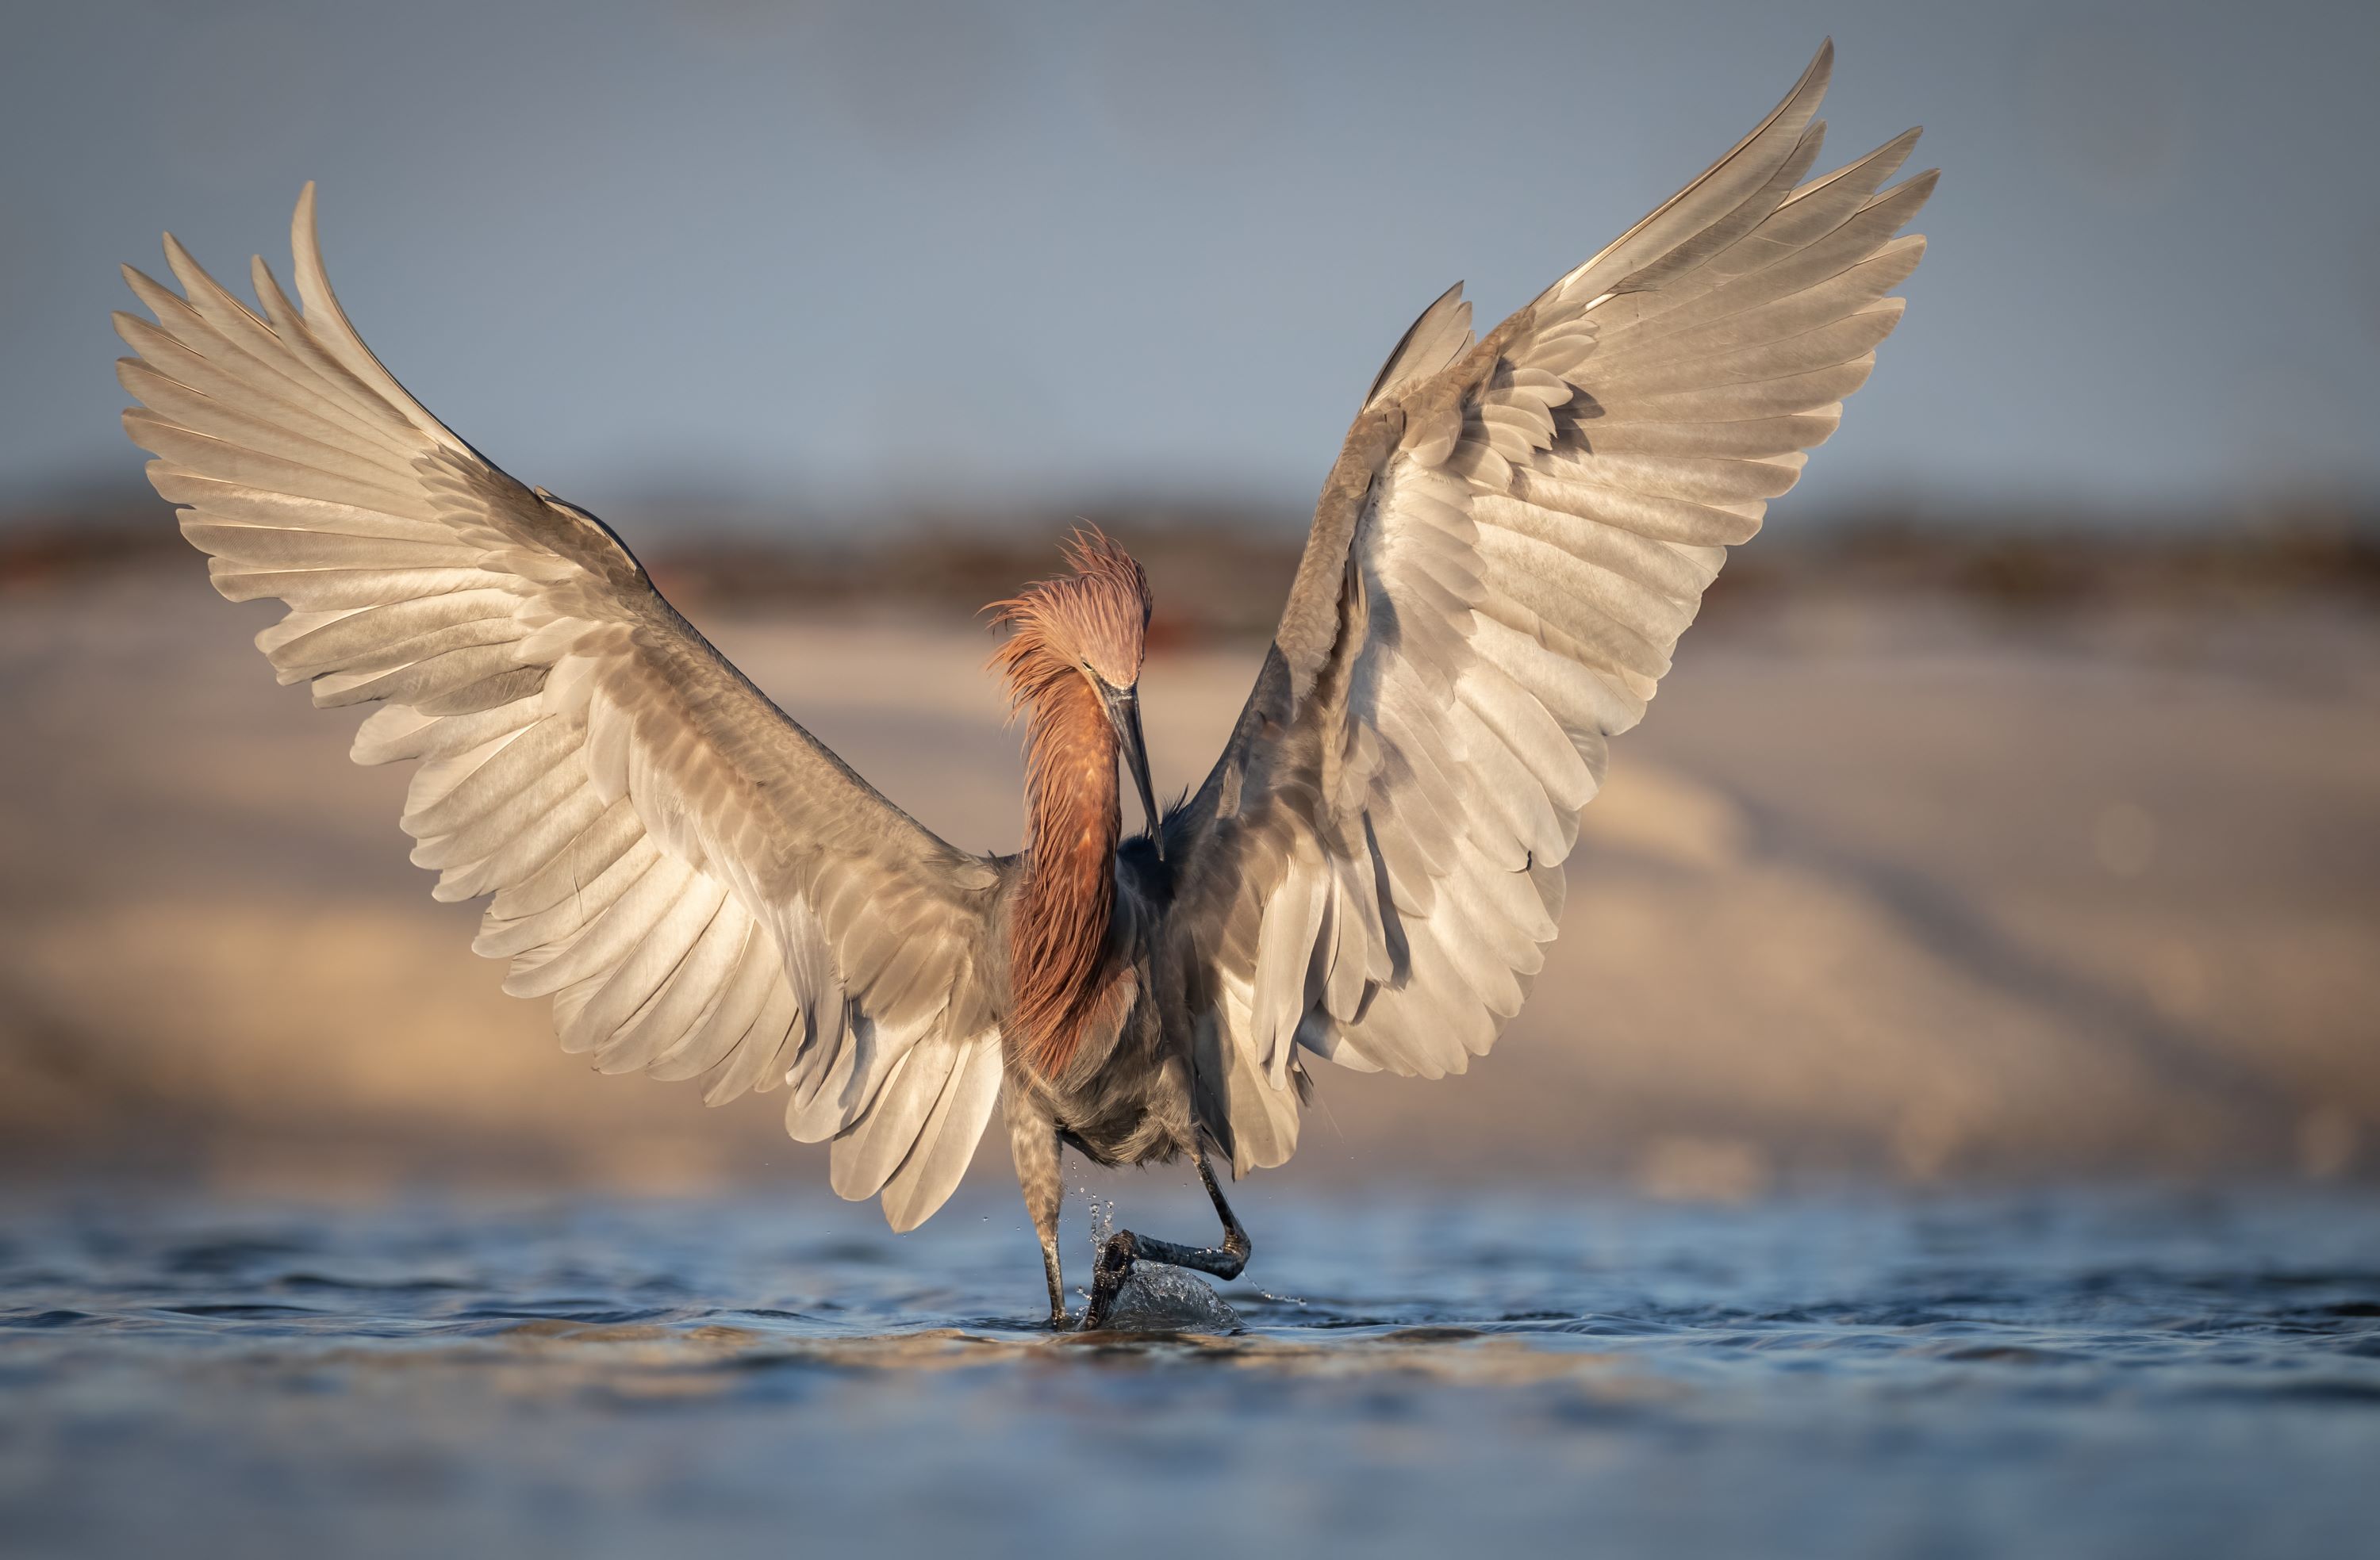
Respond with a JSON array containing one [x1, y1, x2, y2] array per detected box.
[[1079, 1186, 1115, 1253], [1100, 1263, 1242, 1332], [1073, 1185, 1241, 1332]]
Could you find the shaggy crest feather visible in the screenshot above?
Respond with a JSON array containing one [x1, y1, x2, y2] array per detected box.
[[985, 527, 1151, 703]]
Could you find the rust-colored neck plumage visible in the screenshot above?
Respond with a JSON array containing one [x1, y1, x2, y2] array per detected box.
[[986, 531, 1152, 1079], [1008, 672, 1123, 1076]]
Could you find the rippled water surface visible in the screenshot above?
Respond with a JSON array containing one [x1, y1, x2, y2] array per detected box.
[[3, 1187, 2376, 1558]]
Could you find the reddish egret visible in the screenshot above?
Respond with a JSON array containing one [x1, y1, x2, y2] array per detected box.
[[116, 43, 1928, 1328]]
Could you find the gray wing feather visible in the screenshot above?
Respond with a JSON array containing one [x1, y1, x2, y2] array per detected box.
[[117, 189, 1004, 1229], [1365, 279, 1476, 407], [1169, 42, 1933, 1171]]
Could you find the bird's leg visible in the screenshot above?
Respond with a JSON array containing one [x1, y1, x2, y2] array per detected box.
[[1004, 1089, 1067, 1327], [1081, 1149, 1252, 1331]]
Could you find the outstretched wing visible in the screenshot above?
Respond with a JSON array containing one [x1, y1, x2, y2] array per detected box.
[[1166, 42, 1933, 1171], [116, 188, 1005, 1229]]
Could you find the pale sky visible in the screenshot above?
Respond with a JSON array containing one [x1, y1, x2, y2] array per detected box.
[[6, 0, 2375, 534]]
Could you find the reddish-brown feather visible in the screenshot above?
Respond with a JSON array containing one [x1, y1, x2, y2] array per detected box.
[[985, 530, 1151, 1077]]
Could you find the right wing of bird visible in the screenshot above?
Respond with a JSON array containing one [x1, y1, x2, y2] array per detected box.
[[1165, 42, 1933, 1171], [116, 188, 1004, 1230]]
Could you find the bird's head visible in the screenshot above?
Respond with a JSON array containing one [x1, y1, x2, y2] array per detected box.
[[987, 528, 1161, 856]]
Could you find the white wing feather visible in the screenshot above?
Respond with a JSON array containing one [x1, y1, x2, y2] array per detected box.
[[1173, 42, 1934, 1170], [117, 190, 1004, 1230]]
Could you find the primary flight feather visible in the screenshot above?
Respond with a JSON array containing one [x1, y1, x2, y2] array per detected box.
[[117, 41, 1930, 1327]]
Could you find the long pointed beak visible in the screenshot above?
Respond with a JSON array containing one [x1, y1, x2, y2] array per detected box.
[[1101, 682, 1164, 861]]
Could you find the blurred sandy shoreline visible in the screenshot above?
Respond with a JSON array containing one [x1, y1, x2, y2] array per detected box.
[[1, 554, 2374, 1200]]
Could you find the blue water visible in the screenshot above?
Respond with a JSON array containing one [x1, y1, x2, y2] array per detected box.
[[2, 1186, 2376, 1558]]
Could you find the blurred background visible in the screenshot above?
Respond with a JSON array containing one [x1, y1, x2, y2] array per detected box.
[[2, 0, 2375, 1204]]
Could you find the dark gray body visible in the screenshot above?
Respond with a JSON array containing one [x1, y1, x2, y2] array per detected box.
[[996, 840, 1191, 1170], [988, 836, 1263, 1327]]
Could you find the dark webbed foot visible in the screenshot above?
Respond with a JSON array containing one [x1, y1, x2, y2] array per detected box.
[[1082, 1230, 1138, 1331], [1077, 1153, 1251, 1332]]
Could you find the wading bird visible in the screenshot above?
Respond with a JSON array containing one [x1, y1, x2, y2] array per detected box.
[[117, 43, 1928, 1328]]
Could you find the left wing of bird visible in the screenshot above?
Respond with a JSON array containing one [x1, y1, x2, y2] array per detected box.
[[1165, 42, 1933, 1171], [114, 189, 1007, 1228]]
